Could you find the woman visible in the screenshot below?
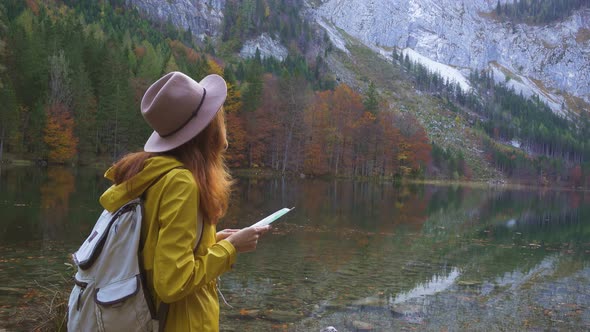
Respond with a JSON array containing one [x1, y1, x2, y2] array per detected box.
[[98, 71, 269, 331]]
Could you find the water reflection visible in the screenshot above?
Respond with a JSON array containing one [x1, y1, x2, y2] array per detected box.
[[221, 179, 589, 331], [392, 267, 461, 305], [40, 167, 75, 241], [227, 178, 430, 233], [0, 169, 588, 331]]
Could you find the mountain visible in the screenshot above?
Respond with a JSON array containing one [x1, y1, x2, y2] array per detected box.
[[127, 0, 590, 116], [1, 0, 588, 185], [125, 0, 226, 39], [313, 0, 590, 116]]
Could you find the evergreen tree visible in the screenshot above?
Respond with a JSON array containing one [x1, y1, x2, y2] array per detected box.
[[363, 81, 379, 114], [241, 56, 264, 113], [71, 63, 97, 163]]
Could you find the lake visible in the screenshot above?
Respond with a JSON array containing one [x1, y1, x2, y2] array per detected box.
[[0, 166, 589, 331]]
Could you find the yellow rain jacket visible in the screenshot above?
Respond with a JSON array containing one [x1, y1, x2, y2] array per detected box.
[[99, 155, 237, 331]]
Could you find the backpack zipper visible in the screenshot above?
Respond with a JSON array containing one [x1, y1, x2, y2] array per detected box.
[[74, 279, 88, 311]]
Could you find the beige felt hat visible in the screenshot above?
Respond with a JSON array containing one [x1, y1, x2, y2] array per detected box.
[[141, 71, 227, 152]]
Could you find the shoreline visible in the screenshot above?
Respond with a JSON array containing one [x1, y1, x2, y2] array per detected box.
[[1, 159, 588, 191]]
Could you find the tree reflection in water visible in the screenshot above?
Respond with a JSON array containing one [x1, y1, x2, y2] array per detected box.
[[0, 171, 588, 331]]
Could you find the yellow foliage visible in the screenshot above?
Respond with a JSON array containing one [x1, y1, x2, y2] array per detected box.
[[265, 5, 270, 17], [225, 82, 242, 114], [207, 58, 224, 76], [44, 104, 78, 164]]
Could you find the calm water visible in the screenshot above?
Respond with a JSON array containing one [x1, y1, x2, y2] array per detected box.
[[0, 166, 589, 331]]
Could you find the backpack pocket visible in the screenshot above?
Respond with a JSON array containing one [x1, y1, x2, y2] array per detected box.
[[67, 279, 91, 331], [95, 275, 153, 332]]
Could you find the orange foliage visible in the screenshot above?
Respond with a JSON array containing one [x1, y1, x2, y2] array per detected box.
[[302, 84, 430, 177], [245, 74, 282, 168], [222, 76, 432, 177], [44, 103, 78, 164], [134, 46, 146, 58], [304, 90, 332, 174], [168, 40, 200, 63], [395, 112, 432, 172], [225, 83, 247, 167], [25, 0, 40, 15]]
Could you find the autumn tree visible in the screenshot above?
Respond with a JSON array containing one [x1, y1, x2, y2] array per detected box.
[[247, 73, 280, 168], [44, 103, 78, 163], [395, 112, 431, 175], [43, 51, 78, 163], [376, 111, 401, 176], [332, 84, 365, 175], [277, 70, 309, 172], [304, 90, 332, 175], [225, 82, 247, 167]]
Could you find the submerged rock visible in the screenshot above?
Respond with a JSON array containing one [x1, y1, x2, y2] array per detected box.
[[457, 280, 482, 286], [390, 304, 422, 316], [351, 296, 387, 308], [262, 309, 304, 323], [390, 304, 425, 324], [351, 320, 374, 331]]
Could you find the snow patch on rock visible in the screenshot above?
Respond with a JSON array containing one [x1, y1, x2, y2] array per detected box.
[[315, 0, 590, 112], [401, 48, 473, 92], [489, 64, 566, 116], [316, 18, 350, 54]]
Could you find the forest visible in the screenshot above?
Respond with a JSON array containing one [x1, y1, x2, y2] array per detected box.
[[0, 0, 430, 179], [0, 0, 588, 186], [394, 48, 589, 186], [494, 0, 589, 24]]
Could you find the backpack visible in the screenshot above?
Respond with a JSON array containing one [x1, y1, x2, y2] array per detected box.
[[67, 196, 203, 332]]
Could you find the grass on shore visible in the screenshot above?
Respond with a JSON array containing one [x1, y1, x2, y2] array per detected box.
[[15, 276, 69, 332]]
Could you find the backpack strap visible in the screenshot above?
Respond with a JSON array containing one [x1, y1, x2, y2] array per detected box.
[[157, 303, 169, 332]]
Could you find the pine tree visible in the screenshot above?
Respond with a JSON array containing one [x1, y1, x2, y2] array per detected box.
[[363, 81, 379, 115], [71, 64, 97, 163]]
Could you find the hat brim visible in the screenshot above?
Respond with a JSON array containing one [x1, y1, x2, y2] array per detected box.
[[143, 74, 227, 153]]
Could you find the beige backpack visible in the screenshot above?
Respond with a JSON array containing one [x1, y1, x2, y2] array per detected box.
[[67, 198, 203, 331]]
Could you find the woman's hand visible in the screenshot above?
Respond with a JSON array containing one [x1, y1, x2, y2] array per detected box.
[[216, 229, 240, 242], [225, 226, 271, 253]]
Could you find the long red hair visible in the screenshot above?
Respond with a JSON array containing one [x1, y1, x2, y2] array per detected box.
[[112, 109, 232, 224]]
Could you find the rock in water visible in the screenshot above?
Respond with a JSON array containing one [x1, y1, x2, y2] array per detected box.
[[320, 326, 338, 332], [351, 296, 387, 307], [262, 309, 303, 322], [352, 320, 374, 331]]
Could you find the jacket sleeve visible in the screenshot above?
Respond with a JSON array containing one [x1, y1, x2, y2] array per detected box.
[[152, 171, 237, 303]]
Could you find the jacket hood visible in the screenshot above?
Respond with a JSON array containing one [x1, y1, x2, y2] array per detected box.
[[99, 155, 184, 212]]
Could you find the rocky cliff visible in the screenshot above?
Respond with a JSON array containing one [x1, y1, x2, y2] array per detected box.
[[313, 0, 590, 111], [125, 0, 226, 39], [126, 0, 589, 112]]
